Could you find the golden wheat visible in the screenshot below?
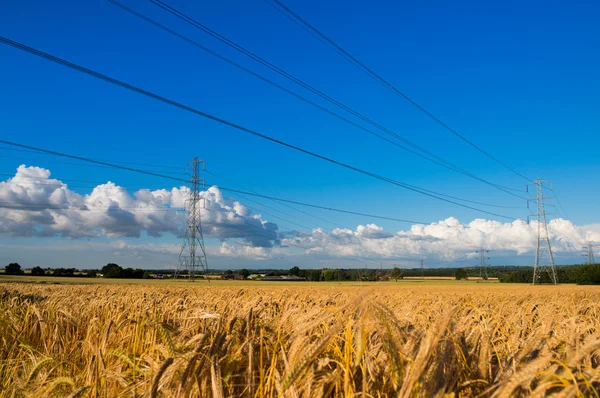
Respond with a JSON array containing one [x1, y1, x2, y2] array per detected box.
[[1, 283, 599, 397]]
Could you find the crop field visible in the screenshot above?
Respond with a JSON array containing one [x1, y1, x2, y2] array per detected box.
[[1, 283, 600, 397]]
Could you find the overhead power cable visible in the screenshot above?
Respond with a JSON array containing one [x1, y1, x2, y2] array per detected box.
[[205, 170, 342, 228], [143, 0, 524, 198], [221, 195, 313, 232], [0, 138, 437, 224], [0, 36, 514, 219], [265, 0, 532, 182], [221, 191, 314, 232], [0, 159, 505, 225], [203, 208, 289, 242], [0, 170, 323, 231], [0, 173, 174, 191], [0, 201, 178, 212], [0, 139, 186, 184], [209, 185, 435, 223], [110, 0, 523, 199], [0, 153, 187, 175], [0, 200, 288, 242], [0, 144, 182, 170]]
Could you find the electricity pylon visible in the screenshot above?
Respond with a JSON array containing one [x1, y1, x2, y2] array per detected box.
[[420, 259, 425, 280], [179, 158, 209, 282], [476, 248, 490, 282], [583, 242, 596, 265], [527, 179, 558, 285]]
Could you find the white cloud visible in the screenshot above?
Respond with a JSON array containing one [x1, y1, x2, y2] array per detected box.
[[0, 165, 280, 246], [282, 217, 594, 261], [1, 164, 598, 265]]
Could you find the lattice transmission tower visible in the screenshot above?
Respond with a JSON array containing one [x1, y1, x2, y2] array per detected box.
[[179, 158, 209, 282], [476, 248, 490, 282], [527, 179, 558, 285], [583, 242, 596, 265], [420, 259, 425, 280]]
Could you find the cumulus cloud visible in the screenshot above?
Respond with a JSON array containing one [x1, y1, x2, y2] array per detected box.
[[0, 165, 281, 246], [1, 164, 598, 264], [282, 217, 593, 261]]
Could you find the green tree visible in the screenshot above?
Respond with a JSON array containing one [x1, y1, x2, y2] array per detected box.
[[238, 269, 250, 279], [221, 270, 234, 280], [142, 272, 152, 279], [52, 268, 76, 277], [569, 264, 600, 285], [101, 263, 123, 278], [454, 268, 468, 281], [390, 267, 404, 281], [305, 269, 321, 281], [122, 268, 144, 279], [289, 266, 301, 277], [30, 266, 45, 276], [5, 263, 23, 275], [86, 270, 98, 278]]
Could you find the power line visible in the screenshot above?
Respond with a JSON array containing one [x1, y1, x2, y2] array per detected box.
[[0, 167, 521, 211], [142, 0, 524, 199], [0, 138, 437, 224], [0, 171, 321, 232], [0, 145, 182, 170], [0, 152, 187, 176], [0, 201, 179, 212], [0, 172, 515, 228], [210, 185, 458, 223], [223, 194, 313, 232], [109, 0, 525, 199], [265, 0, 532, 182], [203, 208, 291, 243], [0, 199, 291, 244], [205, 170, 342, 228], [0, 36, 517, 219], [544, 185, 590, 255], [544, 185, 570, 220], [0, 138, 187, 184], [0, 173, 176, 191]]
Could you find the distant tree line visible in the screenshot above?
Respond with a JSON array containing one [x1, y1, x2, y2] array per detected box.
[[500, 264, 600, 284], [101, 263, 150, 279], [7, 261, 600, 284], [253, 266, 480, 282], [3, 263, 98, 277], [228, 264, 600, 284], [3, 263, 150, 279]]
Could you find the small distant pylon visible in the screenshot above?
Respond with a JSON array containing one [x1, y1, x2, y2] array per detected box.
[[527, 179, 558, 285], [420, 259, 425, 280], [179, 158, 209, 282], [476, 248, 490, 282], [583, 242, 596, 265]]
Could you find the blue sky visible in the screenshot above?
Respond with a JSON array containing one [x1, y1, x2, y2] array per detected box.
[[0, 0, 599, 268]]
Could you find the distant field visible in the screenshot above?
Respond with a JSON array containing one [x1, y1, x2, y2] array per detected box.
[[0, 273, 500, 286], [1, 281, 598, 396]]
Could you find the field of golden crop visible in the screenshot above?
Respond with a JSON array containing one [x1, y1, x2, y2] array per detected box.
[[1, 283, 599, 397]]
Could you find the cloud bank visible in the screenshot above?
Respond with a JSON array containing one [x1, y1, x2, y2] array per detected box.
[[1, 165, 598, 264], [0, 165, 279, 247]]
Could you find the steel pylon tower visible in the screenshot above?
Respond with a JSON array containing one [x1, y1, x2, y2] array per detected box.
[[476, 248, 490, 282], [179, 158, 208, 282], [583, 242, 596, 265], [420, 259, 425, 280], [527, 179, 558, 285]]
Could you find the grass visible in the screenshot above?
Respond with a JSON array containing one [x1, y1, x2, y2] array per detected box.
[[1, 281, 598, 397]]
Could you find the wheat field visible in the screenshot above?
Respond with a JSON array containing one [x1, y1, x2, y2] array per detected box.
[[1, 283, 599, 397]]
